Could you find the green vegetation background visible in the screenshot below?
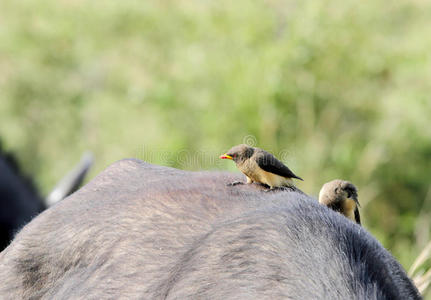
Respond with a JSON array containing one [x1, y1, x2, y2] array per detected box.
[[1, 0, 430, 296]]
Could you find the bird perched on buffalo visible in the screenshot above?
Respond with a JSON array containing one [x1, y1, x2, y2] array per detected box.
[[319, 179, 361, 225], [220, 144, 303, 189]]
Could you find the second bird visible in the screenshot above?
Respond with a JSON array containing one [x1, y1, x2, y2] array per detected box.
[[220, 144, 303, 189], [319, 179, 361, 225]]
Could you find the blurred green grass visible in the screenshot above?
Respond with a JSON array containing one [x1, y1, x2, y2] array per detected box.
[[0, 0, 430, 296]]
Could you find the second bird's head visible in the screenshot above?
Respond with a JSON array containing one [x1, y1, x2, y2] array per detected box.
[[319, 179, 359, 207], [220, 144, 254, 164]]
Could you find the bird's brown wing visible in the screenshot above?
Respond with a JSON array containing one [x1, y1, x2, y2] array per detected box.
[[255, 151, 303, 181]]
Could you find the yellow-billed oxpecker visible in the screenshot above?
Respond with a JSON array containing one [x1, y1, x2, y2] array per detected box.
[[220, 144, 303, 189], [319, 179, 361, 225]]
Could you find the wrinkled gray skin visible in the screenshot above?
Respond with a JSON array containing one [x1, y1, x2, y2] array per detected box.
[[0, 159, 421, 300]]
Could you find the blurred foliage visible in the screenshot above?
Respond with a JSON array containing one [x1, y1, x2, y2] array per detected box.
[[0, 0, 430, 296]]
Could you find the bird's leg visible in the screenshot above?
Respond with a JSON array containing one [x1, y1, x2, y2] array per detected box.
[[263, 186, 276, 192], [227, 181, 244, 186], [227, 176, 254, 186]]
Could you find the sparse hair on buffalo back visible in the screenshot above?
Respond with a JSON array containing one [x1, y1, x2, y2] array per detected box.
[[0, 160, 421, 299]]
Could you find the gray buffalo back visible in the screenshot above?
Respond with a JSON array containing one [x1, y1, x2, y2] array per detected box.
[[0, 159, 421, 299]]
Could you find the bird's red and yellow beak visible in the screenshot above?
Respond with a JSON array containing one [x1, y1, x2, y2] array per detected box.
[[219, 153, 233, 160]]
